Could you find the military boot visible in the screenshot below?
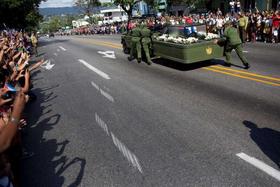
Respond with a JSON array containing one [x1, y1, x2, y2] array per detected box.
[[137, 58, 141, 63], [244, 63, 250, 69], [146, 60, 152, 65], [128, 57, 135, 61]]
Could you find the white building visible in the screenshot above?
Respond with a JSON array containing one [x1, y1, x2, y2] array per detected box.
[[99, 6, 128, 25], [72, 19, 90, 28]]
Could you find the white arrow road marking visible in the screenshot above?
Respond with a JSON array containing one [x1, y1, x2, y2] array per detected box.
[[97, 51, 116, 59], [59, 46, 67, 51], [41, 59, 55, 70], [91, 81, 114, 103], [236, 152, 280, 182], [78, 59, 110, 80]]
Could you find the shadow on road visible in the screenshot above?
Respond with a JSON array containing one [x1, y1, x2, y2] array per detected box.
[[20, 69, 86, 186], [244, 120, 280, 168], [39, 39, 69, 47], [152, 58, 230, 71]]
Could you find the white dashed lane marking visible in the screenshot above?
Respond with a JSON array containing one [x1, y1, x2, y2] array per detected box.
[[78, 59, 111, 80], [91, 81, 114, 103], [94, 113, 143, 174], [111, 132, 143, 173], [59, 46, 67, 51], [95, 113, 109, 136], [237, 152, 280, 182]]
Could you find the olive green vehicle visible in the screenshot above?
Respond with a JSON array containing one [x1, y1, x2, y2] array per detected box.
[[121, 24, 224, 64]]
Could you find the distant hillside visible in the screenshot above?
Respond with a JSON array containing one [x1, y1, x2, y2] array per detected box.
[[39, 6, 117, 16], [39, 7, 81, 16]]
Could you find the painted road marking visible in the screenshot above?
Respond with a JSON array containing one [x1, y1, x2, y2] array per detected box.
[[74, 38, 279, 87], [57, 49, 60, 52], [95, 113, 109, 136], [91, 81, 99, 90], [78, 59, 110, 80], [94, 113, 143, 174], [41, 59, 55, 70], [210, 66, 280, 82], [236, 152, 280, 182], [97, 51, 116, 59], [100, 89, 114, 102], [53, 53, 58, 57], [204, 67, 280, 87], [111, 132, 143, 173], [91, 81, 115, 103], [59, 46, 67, 51]]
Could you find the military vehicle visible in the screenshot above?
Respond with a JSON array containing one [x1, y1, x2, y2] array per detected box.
[[121, 23, 224, 64]]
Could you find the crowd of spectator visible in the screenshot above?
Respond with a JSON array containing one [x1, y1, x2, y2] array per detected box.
[[0, 30, 44, 186], [138, 8, 280, 43], [70, 22, 127, 35], [69, 6, 280, 44]]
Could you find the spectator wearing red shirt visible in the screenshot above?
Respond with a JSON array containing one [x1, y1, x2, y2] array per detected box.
[[272, 11, 280, 43], [184, 16, 193, 24]]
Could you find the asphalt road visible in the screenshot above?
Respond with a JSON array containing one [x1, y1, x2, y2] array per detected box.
[[21, 35, 280, 187]]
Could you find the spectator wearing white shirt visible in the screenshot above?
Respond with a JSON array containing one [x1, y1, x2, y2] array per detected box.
[[236, 0, 241, 14], [229, 1, 235, 15], [216, 15, 225, 36]]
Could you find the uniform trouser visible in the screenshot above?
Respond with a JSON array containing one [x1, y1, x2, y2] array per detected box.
[[225, 43, 249, 65], [33, 44, 38, 55], [130, 39, 141, 59], [239, 26, 246, 43], [141, 38, 152, 62]]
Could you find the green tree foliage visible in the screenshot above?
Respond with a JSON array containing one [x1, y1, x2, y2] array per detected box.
[[146, 0, 208, 12], [0, 0, 44, 30], [101, 2, 114, 7], [113, 0, 141, 20], [75, 0, 101, 16], [40, 15, 79, 34], [166, 0, 208, 9], [48, 16, 61, 32]]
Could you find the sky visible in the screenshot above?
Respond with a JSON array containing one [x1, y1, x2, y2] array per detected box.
[[40, 0, 112, 8]]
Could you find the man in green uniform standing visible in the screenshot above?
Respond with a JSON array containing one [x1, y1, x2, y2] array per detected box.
[[214, 21, 250, 69], [128, 22, 142, 63], [140, 23, 153, 65]]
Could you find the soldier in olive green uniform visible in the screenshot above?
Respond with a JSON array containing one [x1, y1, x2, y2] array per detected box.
[[215, 21, 250, 69], [140, 24, 153, 65], [128, 23, 142, 63]]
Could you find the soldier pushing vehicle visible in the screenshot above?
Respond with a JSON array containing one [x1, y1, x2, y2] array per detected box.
[[127, 21, 153, 65], [140, 22, 153, 65], [128, 22, 142, 63], [214, 21, 250, 69]]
